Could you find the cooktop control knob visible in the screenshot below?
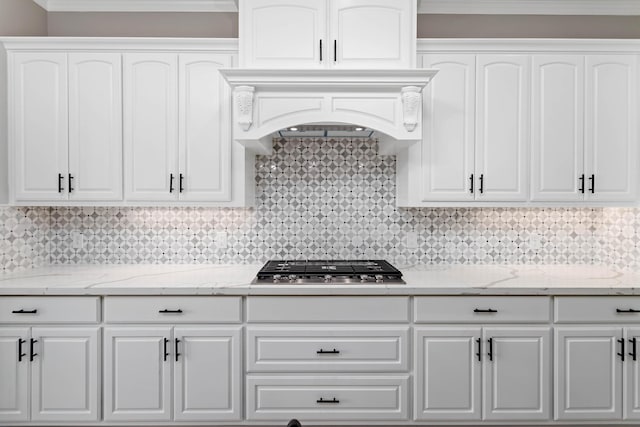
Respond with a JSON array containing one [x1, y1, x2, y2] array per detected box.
[[375, 275, 384, 283], [360, 275, 370, 282], [273, 274, 282, 283], [288, 275, 297, 282], [324, 275, 332, 283]]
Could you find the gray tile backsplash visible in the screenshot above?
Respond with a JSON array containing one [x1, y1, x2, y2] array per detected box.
[[1, 138, 638, 273]]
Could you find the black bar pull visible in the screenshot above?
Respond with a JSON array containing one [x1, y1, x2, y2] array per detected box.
[[175, 338, 181, 362], [333, 40, 337, 62], [474, 308, 498, 313], [487, 337, 493, 361], [579, 174, 585, 194], [319, 39, 323, 62], [469, 174, 474, 194], [317, 397, 340, 404], [68, 174, 74, 193], [475, 338, 482, 362], [18, 338, 26, 362], [589, 174, 595, 194], [317, 348, 340, 355], [169, 174, 175, 193], [617, 308, 640, 313], [479, 174, 484, 194], [12, 309, 37, 314], [159, 309, 183, 314], [618, 338, 625, 362], [179, 174, 184, 193], [630, 337, 637, 361], [163, 337, 169, 362], [29, 338, 37, 362], [58, 173, 64, 193]]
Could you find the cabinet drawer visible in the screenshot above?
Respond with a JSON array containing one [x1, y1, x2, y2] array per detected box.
[[0, 297, 100, 323], [247, 297, 409, 323], [246, 375, 409, 421], [104, 296, 241, 323], [247, 327, 409, 372], [555, 297, 640, 323], [414, 297, 550, 323]]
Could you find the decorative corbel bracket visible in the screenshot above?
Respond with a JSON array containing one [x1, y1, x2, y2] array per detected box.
[[401, 86, 422, 132], [234, 85, 255, 131]]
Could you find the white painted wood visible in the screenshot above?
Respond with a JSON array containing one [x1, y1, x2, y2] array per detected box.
[[124, 53, 179, 202], [178, 54, 231, 202], [555, 296, 640, 323], [103, 327, 172, 421], [584, 54, 638, 202], [555, 327, 623, 421], [329, 0, 415, 69], [421, 54, 475, 201], [417, 39, 640, 54], [625, 327, 640, 420], [30, 327, 99, 422], [240, 0, 326, 68], [531, 55, 585, 202], [414, 296, 551, 323], [103, 296, 241, 323], [174, 327, 241, 421], [415, 327, 482, 420], [246, 375, 409, 421], [247, 327, 409, 372], [68, 52, 122, 201], [475, 55, 529, 201], [0, 297, 100, 323], [417, 0, 640, 15], [246, 296, 409, 323], [33, 0, 239, 12], [483, 327, 551, 421], [0, 328, 29, 422], [11, 52, 68, 201]]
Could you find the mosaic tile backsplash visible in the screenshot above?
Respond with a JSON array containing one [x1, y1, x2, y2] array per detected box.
[[1, 138, 639, 273]]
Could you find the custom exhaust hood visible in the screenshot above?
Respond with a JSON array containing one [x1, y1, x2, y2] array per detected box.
[[219, 68, 438, 155]]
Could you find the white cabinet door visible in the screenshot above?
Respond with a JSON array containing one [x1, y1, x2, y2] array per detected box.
[[531, 55, 585, 202], [329, 0, 415, 68], [12, 52, 68, 201], [625, 328, 640, 420], [174, 327, 241, 421], [30, 327, 99, 422], [124, 53, 179, 201], [421, 54, 475, 201], [475, 55, 530, 201], [555, 327, 623, 421], [104, 327, 172, 422], [240, 0, 326, 68], [0, 328, 29, 422], [178, 54, 232, 202], [585, 54, 638, 202], [483, 328, 551, 421], [415, 327, 482, 420], [68, 53, 123, 201]]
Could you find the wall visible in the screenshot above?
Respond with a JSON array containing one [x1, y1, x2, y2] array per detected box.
[[0, 0, 47, 36]]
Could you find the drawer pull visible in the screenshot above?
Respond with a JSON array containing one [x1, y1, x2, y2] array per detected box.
[[475, 338, 482, 362], [163, 337, 170, 362], [487, 337, 494, 361], [12, 309, 37, 314], [630, 338, 637, 361], [317, 397, 339, 404], [159, 309, 183, 314], [18, 338, 26, 362], [317, 348, 340, 355], [618, 338, 625, 362], [617, 308, 640, 313], [30, 339, 38, 362], [474, 308, 498, 313]]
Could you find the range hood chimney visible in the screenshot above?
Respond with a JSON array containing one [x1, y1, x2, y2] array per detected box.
[[220, 68, 437, 155]]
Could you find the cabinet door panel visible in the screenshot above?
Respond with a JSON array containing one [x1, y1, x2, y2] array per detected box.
[[476, 55, 529, 201], [30, 327, 99, 422], [415, 327, 482, 420], [68, 53, 123, 201], [0, 328, 29, 422], [104, 327, 172, 421], [178, 54, 232, 202], [585, 55, 638, 201], [174, 327, 241, 421], [124, 53, 178, 201], [625, 328, 640, 420], [555, 327, 622, 420], [483, 327, 551, 420], [421, 54, 475, 201], [12, 52, 68, 201], [531, 55, 585, 201]]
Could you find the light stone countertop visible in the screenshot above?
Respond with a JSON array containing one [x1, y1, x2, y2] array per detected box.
[[0, 264, 639, 296]]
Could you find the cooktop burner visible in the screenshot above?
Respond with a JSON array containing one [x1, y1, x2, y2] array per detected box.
[[253, 260, 405, 284]]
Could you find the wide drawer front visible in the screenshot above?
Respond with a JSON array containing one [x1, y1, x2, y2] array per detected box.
[[246, 375, 409, 421], [104, 296, 242, 323], [247, 327, 409, 372], [555, 297, 640, 323], [0, 297, 100, 323], [247, 297, 409, 323], [415, 296, 551, 323]]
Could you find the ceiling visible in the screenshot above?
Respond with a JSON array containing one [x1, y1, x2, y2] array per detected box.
[[32, 0, 640, 15]]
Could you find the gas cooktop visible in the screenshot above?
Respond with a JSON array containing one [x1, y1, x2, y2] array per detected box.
[[253, 260, 405, 285]]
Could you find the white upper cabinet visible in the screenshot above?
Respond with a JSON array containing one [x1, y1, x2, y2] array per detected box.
[[240, 0, 416, 68]]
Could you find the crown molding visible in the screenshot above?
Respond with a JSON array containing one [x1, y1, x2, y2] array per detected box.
[[417, 38, 640, 53], [32, 0, 238, 12], [0, 37, 239, 51], [417, 0, 640, 15]]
